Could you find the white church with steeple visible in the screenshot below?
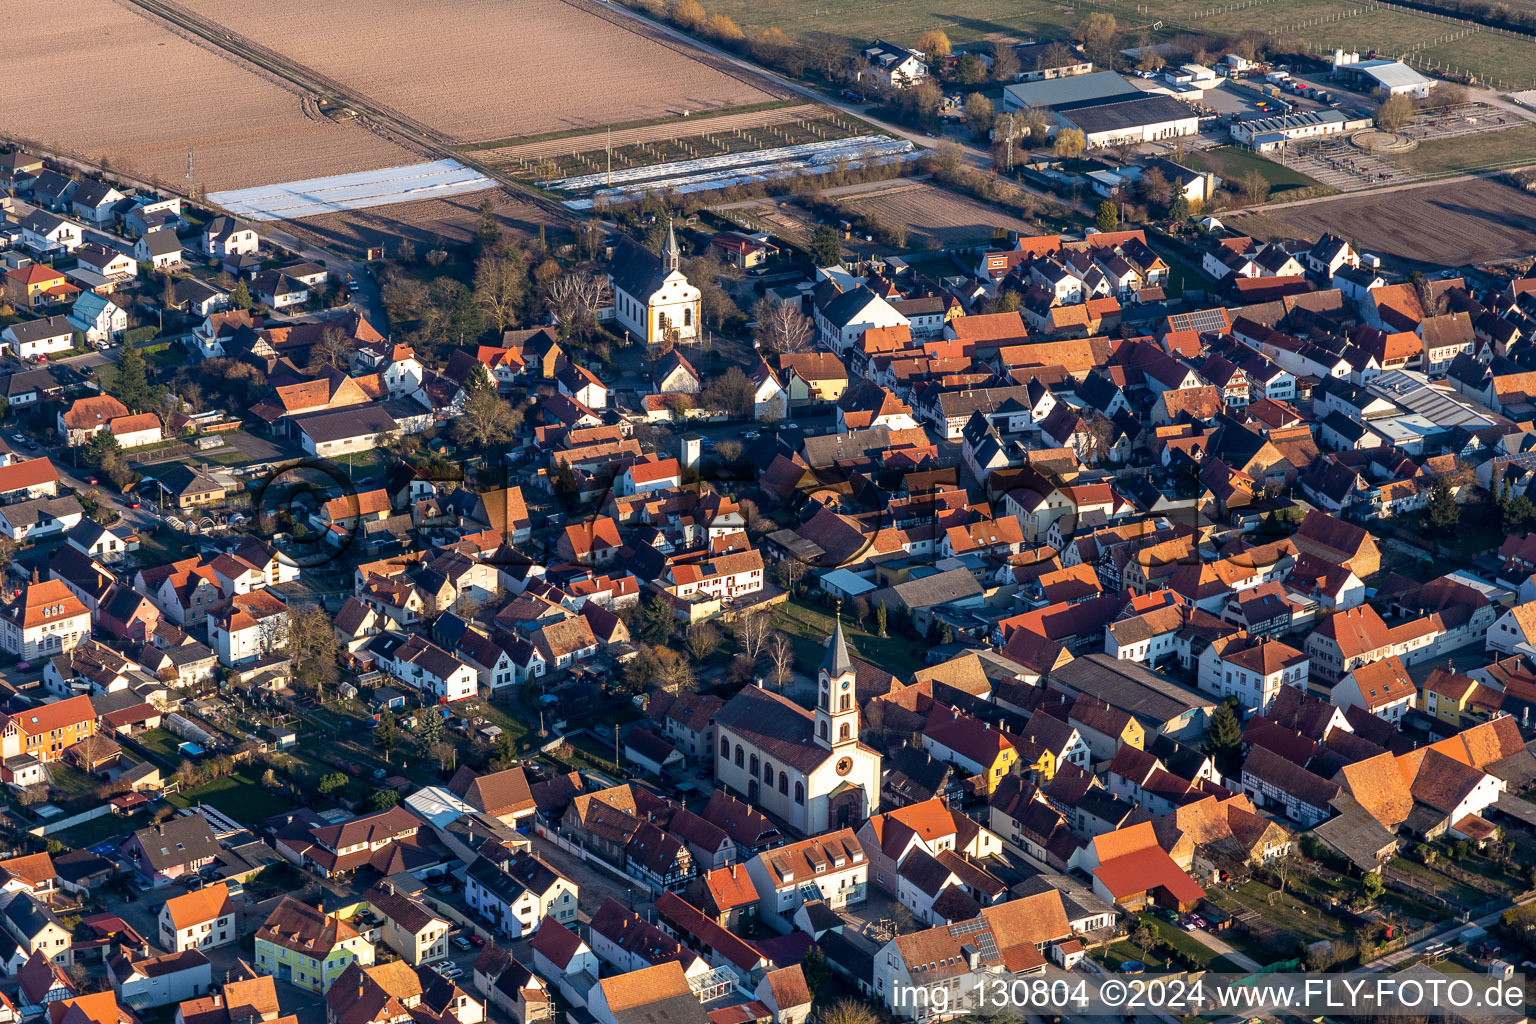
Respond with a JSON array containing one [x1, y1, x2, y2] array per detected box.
[[608, 222, 701, 351], [713, 612, 882, 835]]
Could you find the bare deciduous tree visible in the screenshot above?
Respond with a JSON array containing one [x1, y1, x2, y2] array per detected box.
[[547, 270, 612, 344], [775, 559, 807, 594], [474, 253, 525, 332], [306, 325, 355, 374], [428, 741, 458, 772], [685, 622, 720, 662], [768, 632, 795, 690], [733, 611, 772, 665], [753, 299, 815, 355]]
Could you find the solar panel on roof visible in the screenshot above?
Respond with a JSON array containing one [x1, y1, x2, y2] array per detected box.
[[947, 917, 985, 936], [974, 931, 999, 962], [1175, 308, 1229, 333]]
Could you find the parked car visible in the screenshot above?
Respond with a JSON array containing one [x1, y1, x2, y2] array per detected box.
[[469, 935, 485, 948], [453, 936, 473, 952]]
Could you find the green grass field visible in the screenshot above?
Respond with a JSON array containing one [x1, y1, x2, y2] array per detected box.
[[1388, 123, 1536, 176], [168, 768, 295, 821], [770, 598, 929, 679], [50, 810, 151, 851], [1145, 917, 1222, 968], [135, 727, 186, 765], [1176, 146, 1327, 197], [658, 0, 1536, 89]]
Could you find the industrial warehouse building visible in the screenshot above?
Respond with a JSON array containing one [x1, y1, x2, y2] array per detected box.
[[1331, 51, 1433, 98], [1230, 109, 1370, 151], [1001, 71, 1143, 113], [1002, 72, 1200, 148], [1057, 94, 1201, 147]]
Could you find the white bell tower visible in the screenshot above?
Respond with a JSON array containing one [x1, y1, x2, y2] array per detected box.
[[815, 603, 860, 750]]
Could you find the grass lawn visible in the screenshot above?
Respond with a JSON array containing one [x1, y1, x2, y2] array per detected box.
[[326, 449, 392, 474], [51, 810, 150, 851], [146, 345, 190, 370], [569, 732, 623, 771], [770, 598, 929, 678], [1390, 124, 1536, 176], [479, 699, 536, 749], [130, 532, 194, 575], [135, 727, 185, 765], [1209, 955, 1252, 973], [48, 764, 105, 813], [1104, 939, 1169, 970], [49, 764, 98, 801], [1388, 856, 1490, 906], [1209, 879, 1347, 946], [1145, 917, 1221, 968], [1176, 146, 1328, 198], [167, 768, 294, 823]]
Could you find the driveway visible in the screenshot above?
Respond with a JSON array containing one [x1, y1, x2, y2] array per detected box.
[[1186, 926, 1261, 971]]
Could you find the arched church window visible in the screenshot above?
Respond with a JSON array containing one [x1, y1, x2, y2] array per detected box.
[[840, 694, 851, 712], [763, 760, 774, 783], [779, 772, 789, 794], [819, 721, 828, 741], [794, 781, 805, 804], [734, 745, 743, 768], [840, 723, 851, 741], [684, 308, 693, 327], [749, 754, 759, 776], [720, 737, 728, 757]]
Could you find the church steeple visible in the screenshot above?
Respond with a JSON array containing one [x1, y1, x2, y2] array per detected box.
[[815, 602, 859, 750], [662, 218, 681, 274], [822, 607, 852, 678]]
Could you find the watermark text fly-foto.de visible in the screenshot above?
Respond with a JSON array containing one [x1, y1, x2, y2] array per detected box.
[[889, 972, 1529, 1019]]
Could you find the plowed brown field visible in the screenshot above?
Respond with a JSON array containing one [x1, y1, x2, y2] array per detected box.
[[1, 0, 417, 192], [179, 0, 786, 143], [1230, 177, 1536, 269]]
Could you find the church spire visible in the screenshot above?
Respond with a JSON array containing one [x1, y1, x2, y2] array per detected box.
[[822, 600, 852, 678], [662, 217, 681, 274]]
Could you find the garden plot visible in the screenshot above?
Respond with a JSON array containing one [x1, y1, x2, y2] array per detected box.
[[545, 136, 917, 209], [208, 160, 495, 220]]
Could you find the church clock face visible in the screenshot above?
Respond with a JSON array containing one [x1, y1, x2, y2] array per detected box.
[[836, 756, 853, 777]]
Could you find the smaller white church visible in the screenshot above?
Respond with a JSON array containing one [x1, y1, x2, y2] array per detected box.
[[714, 612, 881, 835], [609, 223, 701, 350]]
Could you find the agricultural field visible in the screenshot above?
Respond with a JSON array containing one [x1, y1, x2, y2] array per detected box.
[[674, 0, 1083, 51], [481, 104, 867, 182], [287, 188, 565, 256], [1176, 146, 1331, 198], [1228, 176, 1536, 268], [1385, 122, 1536, 176], [837, 179, 1039, 248], [179, 0, 789, 143], [683, 0, 1536, 89], [1, 0, 417, 192]]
